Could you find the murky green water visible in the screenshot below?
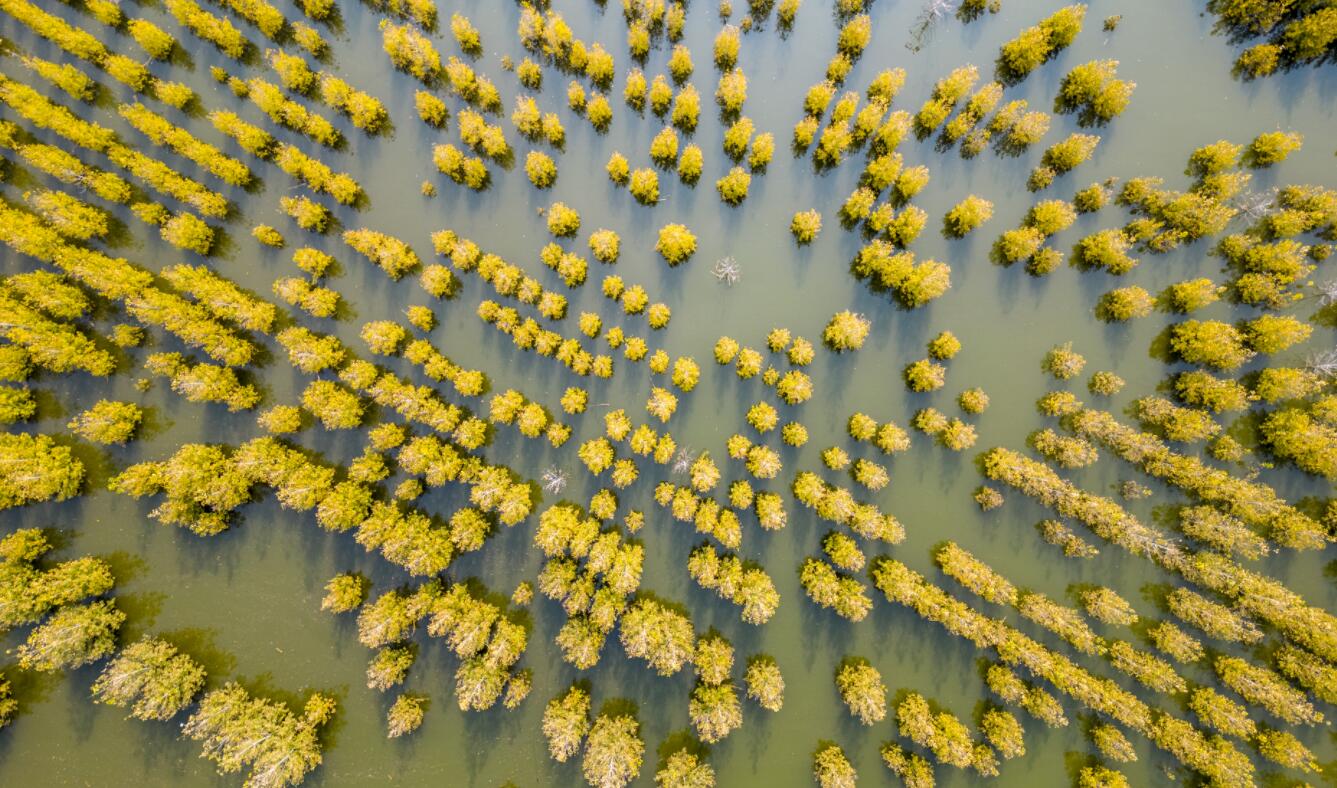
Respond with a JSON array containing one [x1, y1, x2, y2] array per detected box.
[[2, 0, 1335, 785]]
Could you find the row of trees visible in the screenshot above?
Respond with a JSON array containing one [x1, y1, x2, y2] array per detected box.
[[980, 446, 1337, 664], [869, 558, 1258, 785], [686, 543, 780, 624], [1209, 0, 1337, 78], [433, 229, 568, 320], [118, 103, 252, 187], [792, 471, 905, 543], [4, 137, 130, 206], [996, 4, 1085, 82], [690, 635, 742, 743], [0, 281, 115, 376], [650, 482, 744, 549], [207, 107, 362, 204], [145, 352, 261, 412], [3, 0, 158, 92], [478, 300, 613, 378], [182, 683, 333, 788], [0, 202, 256, 367], [1067, 407, 1328, 549], [165, 0, 249, 58]]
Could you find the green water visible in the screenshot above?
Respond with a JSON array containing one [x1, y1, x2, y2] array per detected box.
[[1, 0, 1335, 786]]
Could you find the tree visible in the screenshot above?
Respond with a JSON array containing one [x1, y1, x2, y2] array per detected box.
[[547, 202, 582, 237], [18, 599, 124, 671], [1170, 321, 1253, 369], [943, 195, 993, 237], [543, 686, 591, 762], [0, 432, 85, 510], [344, 229, 421, 279], [905, 359, 946, 392], [792, 210, 822, 244], [1043, 343, 1086, 379], [979, 708, 1024, 760], [1056, 60, 1135, 124], [1215, 656, 1323, 725], [835, 659, 886, 724], [1243, 314, 1311, 354], [1246, 130, 1302, 166], [92, 637, 206, 720], [1257, 727, 1319, 773], [1187, 686, 1255, 740], [934, 541, 1017, 605], [745, 656, 784, 711], [1081, 587, 1138, 626], [357, 581, 441, 649], [582, 714, 644, 788], [526, 151, 557, 188], [0, 286, 116, 376], [302, 380, 364, 430], [0, 532, 113, 630], [1262, 406, 1337, 479], [656, 749, 714, 787], [656, 224, 697, 265], [897, 693, 976, 769], [716, 167, 751, 205], [672, 85, 701, 132], [0, 674, 13, 728], [182, 682, 330, 788], [689, 682, 741, 743], [714, 24, 740, 68], [386, 693, 425, 738], [68, 401, 143, 444], [799, 558, 871, 621], [620, 598, 694, 676], [880, 743, 934, 788], [1096, 286, 1153, 321], [813, 743, 856, 788], [321, 573, 366, 613], [383, 22, 441, 81], [823, 311, 870, 351], [997, 5, 1086, 81]]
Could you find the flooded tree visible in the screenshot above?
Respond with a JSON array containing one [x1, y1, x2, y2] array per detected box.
[[182, 683, 333, 788], [17, 599, 124, 672], [91, 637, 206, 720], [813, 742, 856, 788], [583, 713, 645, 788], [835, 658, 886, 724]]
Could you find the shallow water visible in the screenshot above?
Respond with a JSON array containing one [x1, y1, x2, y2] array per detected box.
[[1, 0, 1335, 786]]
